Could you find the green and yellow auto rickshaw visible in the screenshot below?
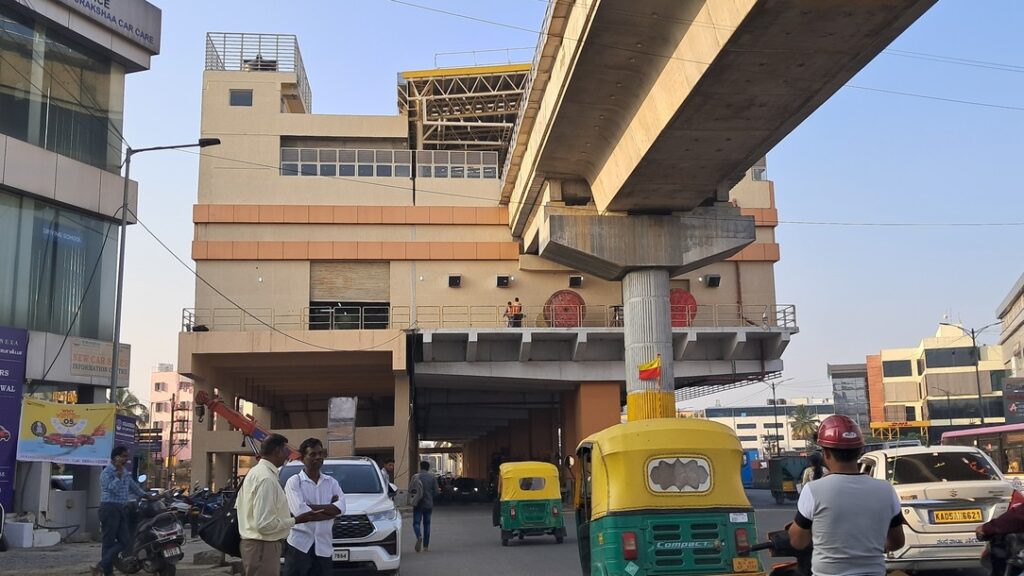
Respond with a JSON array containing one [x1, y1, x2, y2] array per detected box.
[[495, 461, 566, 546], [568, 418, 764, 576]]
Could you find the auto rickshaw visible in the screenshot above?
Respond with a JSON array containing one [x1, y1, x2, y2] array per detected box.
[[568, 419, 763, 576], [494, 462, 566, 546]]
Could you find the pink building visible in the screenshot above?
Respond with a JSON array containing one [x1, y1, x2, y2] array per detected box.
[[150, 364, 194, 462]]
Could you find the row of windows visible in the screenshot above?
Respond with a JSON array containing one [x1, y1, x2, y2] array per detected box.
[[279, 148, 501, 179], [884, 347, 985, 379], [153, 401, 192, 413], [735, 422, 783, 429], [705, 405, 835, 418], [153, 381, 192, 393]]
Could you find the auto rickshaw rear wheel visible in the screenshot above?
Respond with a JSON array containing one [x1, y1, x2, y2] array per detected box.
[[501, 530, 511, 546]]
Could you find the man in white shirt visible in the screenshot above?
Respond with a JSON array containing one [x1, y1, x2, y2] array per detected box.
[[237, 434, 324, 576], [284, 438, 345, 576]]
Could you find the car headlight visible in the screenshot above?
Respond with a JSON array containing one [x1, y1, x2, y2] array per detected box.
[[368, 508, 398, 522], [473, 488, 479, 492], [453, 487, 459, 492]]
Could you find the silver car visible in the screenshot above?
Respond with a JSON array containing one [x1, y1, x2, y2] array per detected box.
[[860, 445, 1013, 572]]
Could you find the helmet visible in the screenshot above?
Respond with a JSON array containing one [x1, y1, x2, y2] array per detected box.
[[815, 415, 864, 449]]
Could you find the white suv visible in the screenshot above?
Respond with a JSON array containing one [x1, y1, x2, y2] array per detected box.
[[860, 445, 1012, 572], [280, 457, 401, 574]]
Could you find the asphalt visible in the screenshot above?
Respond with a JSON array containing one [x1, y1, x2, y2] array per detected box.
[[0, 490, 989, 576]]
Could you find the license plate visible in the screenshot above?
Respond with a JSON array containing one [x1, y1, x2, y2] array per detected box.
[[733, 557, 759, 572], [933, 509, 983, 524], [161, 546, 181, 558], [332, 549, 349, 562]]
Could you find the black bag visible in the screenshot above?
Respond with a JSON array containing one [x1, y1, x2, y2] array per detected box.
[[198, 498, 241, 558]]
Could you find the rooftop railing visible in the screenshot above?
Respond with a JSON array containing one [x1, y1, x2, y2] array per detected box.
[[205, 32, 312, 112], [182, 304, 797, 333]]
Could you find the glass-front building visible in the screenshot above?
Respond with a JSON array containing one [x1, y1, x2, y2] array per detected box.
[[828, 363, 870, 431], [0, 3, 125, 172], [0, 188, 117, 340]]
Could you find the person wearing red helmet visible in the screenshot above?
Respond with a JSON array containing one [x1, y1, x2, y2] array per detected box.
[[787, 415, 905, 576]]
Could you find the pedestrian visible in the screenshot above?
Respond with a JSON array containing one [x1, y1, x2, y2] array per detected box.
[[409, 460, 440, 552], [284, 438, 344, 576], [511, 297, 523, 327], [93, 445, 159, 576], [383, 458, 396, 484], [796, 451, 828, 493], [503, 301, 514, 327], [237, 434, 324, 576], [788, 415, 905, 576]]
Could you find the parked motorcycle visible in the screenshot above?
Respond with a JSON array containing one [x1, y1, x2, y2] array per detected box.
[[113, 476, 185, 576], [746, 529, 812, 576]]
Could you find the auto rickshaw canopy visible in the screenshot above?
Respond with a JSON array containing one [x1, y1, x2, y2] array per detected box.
[[499, 461, 562, 501], [577, 418, 752, 520]]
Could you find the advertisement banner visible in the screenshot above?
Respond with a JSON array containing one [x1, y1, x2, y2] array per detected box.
[[17, 399, 116, 466], [0, 327, 29, 512], [1005, 379, 1024, 424], [70, 338, 130, 385], [114, 414, 137, 454]]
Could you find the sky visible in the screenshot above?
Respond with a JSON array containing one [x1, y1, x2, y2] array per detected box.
[[120, 1, 1024, 409]]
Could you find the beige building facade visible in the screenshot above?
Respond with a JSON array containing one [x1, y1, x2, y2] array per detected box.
[[871, 324, 1006, 439], [180, 34, 795, 490], [149, 364, 193, 463], [998, 273, 1024, 378]]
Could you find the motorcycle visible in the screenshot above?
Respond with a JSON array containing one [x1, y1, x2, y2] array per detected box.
[[113, 476, 186, 576], [746, 529, 812, 576]]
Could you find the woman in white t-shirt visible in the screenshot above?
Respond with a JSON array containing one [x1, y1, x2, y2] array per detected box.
[[797, 451, 828, 493]]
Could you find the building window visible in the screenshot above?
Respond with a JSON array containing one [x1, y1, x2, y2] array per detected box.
[[736, 423, 757, 430], [0, 4, 126, 172], [277, 147, 501, 180], [752, 168, 768, 181], [882, 360, 914, 378], [229, 89, 253, 107], [905, 406, 916, 421], [154, 382, 166, 392], [154, 403, 167, 413], [737, 435, 758, 442], [0, 190, 118, 338], [924, 347, 977, 369], [763, 423, 783, 429], [178, 382, 192, 392]]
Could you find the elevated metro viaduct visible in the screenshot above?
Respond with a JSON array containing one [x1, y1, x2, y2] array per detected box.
[[443, 0, 935, 470]]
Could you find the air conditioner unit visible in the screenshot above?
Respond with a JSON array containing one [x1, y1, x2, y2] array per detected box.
[[496, 275, 511, 288], [448, 274, 462, 288], [569, 275, 583, 288]]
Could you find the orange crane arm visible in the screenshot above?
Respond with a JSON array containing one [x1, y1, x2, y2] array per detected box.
[[195, 391, 300, 460]]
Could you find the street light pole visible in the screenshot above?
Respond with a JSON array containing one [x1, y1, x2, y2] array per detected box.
[[940, 321, 1001, 426], [934, 386, 953, 426], [109, 139, 221, 399], [767, 378, 793, 456]]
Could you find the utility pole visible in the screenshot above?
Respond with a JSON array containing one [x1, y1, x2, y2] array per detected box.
[[167, 393, 176, 489], [941, 321, 1000, 426]]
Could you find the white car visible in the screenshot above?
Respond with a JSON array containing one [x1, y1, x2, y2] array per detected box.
[[859, 445, 1013, 572], [280, 457, 401, 574]]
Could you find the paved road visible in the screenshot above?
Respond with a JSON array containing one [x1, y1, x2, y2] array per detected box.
[[4, 490, 987, 576]]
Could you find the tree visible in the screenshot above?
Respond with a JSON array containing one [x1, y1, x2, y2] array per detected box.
[[789, 405, 820, 442], [114, 387, 149, 425]]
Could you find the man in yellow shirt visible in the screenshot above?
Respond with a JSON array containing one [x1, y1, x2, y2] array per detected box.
[[237, 434, 323, 576]]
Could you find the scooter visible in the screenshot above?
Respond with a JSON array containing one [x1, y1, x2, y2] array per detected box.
[[746, 529, 812, 576], [113, 476, 185, 576]]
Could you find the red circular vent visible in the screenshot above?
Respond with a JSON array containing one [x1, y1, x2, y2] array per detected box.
[[544, 290, 587, 328], [670, 289, 698, 327]]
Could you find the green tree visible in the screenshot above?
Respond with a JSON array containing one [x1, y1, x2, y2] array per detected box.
[[789, 405, 820, 441], [114, 387, 149, 425]]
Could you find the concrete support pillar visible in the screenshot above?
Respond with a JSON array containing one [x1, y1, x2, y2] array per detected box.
[[393, 374, 412, 489], [623, 269, 675, 420], [212, 452, 233, 490]]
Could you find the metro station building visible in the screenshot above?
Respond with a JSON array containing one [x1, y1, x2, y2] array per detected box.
[[180, 32, 795, 489]]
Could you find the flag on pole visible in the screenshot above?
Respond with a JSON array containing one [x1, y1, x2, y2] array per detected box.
[[638, 355, 662, 381]]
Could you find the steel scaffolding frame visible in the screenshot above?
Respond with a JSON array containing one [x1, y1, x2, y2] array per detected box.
[[399, 65, 530, 172]]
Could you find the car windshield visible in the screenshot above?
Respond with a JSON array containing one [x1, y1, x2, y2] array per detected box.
[[886, 451, 1002, 484], [280, 464, 382, 494], [453, 478, 476, 489]]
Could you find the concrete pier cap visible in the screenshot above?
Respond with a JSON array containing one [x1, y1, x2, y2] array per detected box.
[[538, 204, 755, 280]]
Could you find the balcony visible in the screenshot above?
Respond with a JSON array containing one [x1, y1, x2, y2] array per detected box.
[[182, 304, 796, 332], [205, 32, 312, 112]]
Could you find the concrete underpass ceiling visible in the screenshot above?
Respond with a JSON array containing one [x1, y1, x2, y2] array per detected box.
[[535, 0, 934, 213], [196, 351, 396, 405], [414, 387, 566, 443]]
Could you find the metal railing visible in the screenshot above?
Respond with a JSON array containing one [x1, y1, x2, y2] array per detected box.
[[500, 0, 556, 182], [205, 32, 312, 112], [182, 304, 796, 332]]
